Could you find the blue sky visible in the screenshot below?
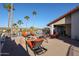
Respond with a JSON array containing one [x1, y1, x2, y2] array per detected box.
[[0, 3, 79, 28]]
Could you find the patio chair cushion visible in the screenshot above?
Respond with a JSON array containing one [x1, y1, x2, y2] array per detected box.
[[26, 39, 34, 48], [22, 32, 27, 37], [32, 39, 43, 49]]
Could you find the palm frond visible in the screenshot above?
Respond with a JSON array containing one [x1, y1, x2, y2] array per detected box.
[[17, 20, 23, 25], [24, 16, 30, 20], [32, 10, 37, 16], [4, 3, 15, 11]]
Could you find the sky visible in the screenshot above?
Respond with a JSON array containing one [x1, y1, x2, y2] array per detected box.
[[0, 3, 79, 28]]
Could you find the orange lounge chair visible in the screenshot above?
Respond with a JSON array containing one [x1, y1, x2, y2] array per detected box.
[[26, 38, 47, 55]]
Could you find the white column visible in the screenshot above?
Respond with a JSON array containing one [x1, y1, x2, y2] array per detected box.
[[49, 24, 54, 35]]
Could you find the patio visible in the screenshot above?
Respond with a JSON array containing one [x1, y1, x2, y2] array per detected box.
[[15, 36, 79, 56], [1, 36, 79, 56], [13, 37, 71, 56]]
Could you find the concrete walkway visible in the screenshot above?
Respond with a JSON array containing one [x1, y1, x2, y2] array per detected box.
[[41, 38, 70, 56]]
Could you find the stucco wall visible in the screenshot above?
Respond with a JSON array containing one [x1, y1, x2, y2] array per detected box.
[[65, 15, 71, 36], [65, 15, 71, 24], [65, 24, 71, 36], [71, 11, 79, 40]]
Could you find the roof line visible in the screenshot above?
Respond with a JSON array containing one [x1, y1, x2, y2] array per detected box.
[[47, 6, 79, 26]]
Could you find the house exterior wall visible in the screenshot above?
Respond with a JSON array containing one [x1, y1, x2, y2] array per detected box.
[[65, 15, 71, 24], [65, 15, 71, 37], [71, 11, 79, 40], [65, 24, 71, 36], [49, 16, 71, 36]]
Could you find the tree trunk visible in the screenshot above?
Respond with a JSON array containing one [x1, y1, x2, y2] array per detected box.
[[11, 3, 14, 37], [8, 11, 11, 29], [8, 10, 11, 37]]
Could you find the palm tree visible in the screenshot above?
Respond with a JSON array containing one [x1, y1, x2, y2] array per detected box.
[[11, 3, 14, 36], [24, 16, 30, 27], [32, 10, 37, 27], [24, 16, 30, 20], [32, 10, 37, 16], [17, 20, 23, 29], [17, 20, 23, 36], [24, 16, 30, 51], [4, 3, 14, 35], [4, 3, 11, 29]]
